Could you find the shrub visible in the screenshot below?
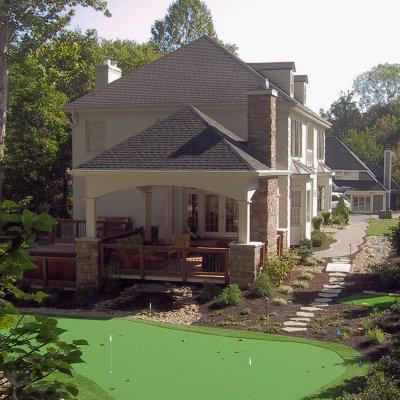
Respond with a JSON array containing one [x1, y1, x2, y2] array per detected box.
[[200, 283, 222, 301], [218, 284, 243, 306], [367, 326, 387, 344], [251, 273, 275, 298], [321, 210, 331, 226], [299, 238, 313, 249], [304, 257, 318, 267], [312, 216, 323, 230], [331, 213, 346, 226], [370, 263, 400, 289], [262, 252, 296, 285], [311, 230, 329, 247], [278, 285, 293, 295], [300, 271, 315, 280], [386, 222, 400, 255], [292, 279, 310, 289], [362, 310, 390, 331], [298, 245, 313, 263], [240, 307, 252, 315], [272, 297, 288, 306], [118, 233, 143, 245], [333, 197, 349, 224]]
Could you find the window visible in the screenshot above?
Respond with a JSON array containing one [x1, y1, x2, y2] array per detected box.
[[353, 196, 371, 213], [317, 130, 325, 159], [225, 198, 238, 233], [86, 120, 105, 152], [306, 190, 311, 222], [290, 190, 301, 226], [205, 194, 219, 232], [317, 186, 326, 212], [187, 194, 199, 234], [291, 120, 302, 157]]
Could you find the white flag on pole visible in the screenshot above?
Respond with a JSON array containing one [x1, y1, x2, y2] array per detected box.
[[109, 334, 112, 343], [249, 357, 252, 366]]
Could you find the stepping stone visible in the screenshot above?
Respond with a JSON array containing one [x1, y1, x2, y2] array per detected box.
[[282, 327, 308, 333], [310, 302, 329, 307], [322, 288, 342, 294], [290, 317, 311, 322], [314, 297, 333, 303], [300, 306, 323, 312], [296, 311, 314, 318], [328, 272, 347, 277], [326, 263, 352, 273], [318, 292, 338, 298], [324, 284, 345, 289], [329, 277, 344, 283], [363, 290, 377, 294], [283, 321, 308, 327]]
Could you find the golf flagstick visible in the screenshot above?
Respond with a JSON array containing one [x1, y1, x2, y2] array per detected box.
[[248, 357, 252, 400], [109, 333, 113, 374]]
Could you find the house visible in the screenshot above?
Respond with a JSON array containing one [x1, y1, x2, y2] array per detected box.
[[325, 136, 400, 213], [64, 36, 332, 290]]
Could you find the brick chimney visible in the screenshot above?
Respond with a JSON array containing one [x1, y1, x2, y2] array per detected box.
[[95, 57, 122, 89]]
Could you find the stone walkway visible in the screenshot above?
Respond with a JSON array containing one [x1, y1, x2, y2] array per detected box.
[[314, 215, 368, 259], [282, 261, 349, 333]]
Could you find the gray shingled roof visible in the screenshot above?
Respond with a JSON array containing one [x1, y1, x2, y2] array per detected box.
[[326, 136, 368, 170], [77, 105, 270, 171], [247, 62, 296, 71], [333, 179, 387, 192], [66, 36, 266, 109]]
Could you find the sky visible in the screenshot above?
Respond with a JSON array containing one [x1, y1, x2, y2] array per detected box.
[[70, 0, 400, 112]]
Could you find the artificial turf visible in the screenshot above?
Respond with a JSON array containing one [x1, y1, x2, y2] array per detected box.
[[56, 317, 366, 400], [340, 292, 400, 309]]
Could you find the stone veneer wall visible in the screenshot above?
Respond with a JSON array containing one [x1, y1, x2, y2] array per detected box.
[[75, 238, 100, 291], [247, 91, 279, 253], [229, 242, 264, 287]]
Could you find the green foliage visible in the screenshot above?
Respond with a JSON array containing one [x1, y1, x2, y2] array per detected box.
[[150, 0, 237, 54], [250, 273, 275, 298], [321, 210, 331, 226], [312, 216, 323, 230], [271, 297, 288, 306], [331, 213, 346, 226], [0, 201, 85, 399], [218, 284, 243, 306], [239, 307, 251, 315], [385, 221, 400, 255], [262, 251, 297, 285], [333, 197, 349, 224], [344, 128, 384, 164], [300, 271, 315, 280], [200, 283, 222, 301], [311, 230, 329, 248], [292, 280, 310, 289], [370, 263, 400, 289], [277, 285, 293, 295], [118, 234, 143, 246], [366, 326, 387, 344], [297, 245, 313, 263]]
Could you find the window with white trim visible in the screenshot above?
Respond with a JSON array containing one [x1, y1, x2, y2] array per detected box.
[[352, 196, 371, 213], [291, 120, 302, 157], [86, 120, 105, 152], [187, 193, 199, 234], [225, 197, 238, 233], [306, 190, 311, 222], [317, 186, 326, 212], [290, 190, 301, 226], [317, 130, 325, 159], [205, 194, 219, 232]]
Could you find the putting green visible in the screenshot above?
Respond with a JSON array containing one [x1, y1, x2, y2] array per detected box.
[[56, 318, 364, 400], [340, 293, 400, 309]]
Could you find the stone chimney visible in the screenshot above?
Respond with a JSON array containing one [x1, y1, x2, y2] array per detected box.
[[384, 149, 393, 209], [95, 57, 122, 89]]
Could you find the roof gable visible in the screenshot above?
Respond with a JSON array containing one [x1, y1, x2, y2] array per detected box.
[[67, 36, 266, 110], [77, 105, 269, 171]]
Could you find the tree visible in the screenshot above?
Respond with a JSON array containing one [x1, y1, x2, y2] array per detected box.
[[353, 63, 400, 110], [0, 1, 110, 200], [0, 200, 87, 398], [150, 0, 237, 54], [321, 91, 362, 138]]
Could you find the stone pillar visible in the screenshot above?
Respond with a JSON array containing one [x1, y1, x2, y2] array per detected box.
[[247, 88, 277, 168], [75, 238, 101, 291], [250, 178, 279, 253], [229, 242, 264, 287]]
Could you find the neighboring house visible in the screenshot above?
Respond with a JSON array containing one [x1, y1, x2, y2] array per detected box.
[[65, 36, 332, 288], [325, 136, 400, 213]]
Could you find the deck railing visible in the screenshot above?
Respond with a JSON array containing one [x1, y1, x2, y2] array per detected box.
[[52, 219, 134, 243], [101, 244, 229, 283]]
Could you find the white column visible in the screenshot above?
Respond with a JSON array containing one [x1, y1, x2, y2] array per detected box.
[[165, 187, 173, 240], [238, 200, 251, 244], [85, 198, 97, 238], [143, 191, 152, 242]]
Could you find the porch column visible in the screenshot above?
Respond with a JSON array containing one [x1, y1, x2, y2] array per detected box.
[[165, 187, 173, 240], [238, 200, 251, 244], [143, 191, 152, 242], [85, 198, 97, 238]]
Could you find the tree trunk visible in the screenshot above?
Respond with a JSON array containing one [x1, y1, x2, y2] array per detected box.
[[0, 3, 9, 201]]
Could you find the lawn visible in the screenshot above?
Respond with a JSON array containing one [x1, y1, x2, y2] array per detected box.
[[55, 317, 365, 400], [366, 218, 398, 236], [340, 293, 400, 310]]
